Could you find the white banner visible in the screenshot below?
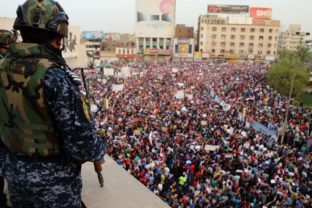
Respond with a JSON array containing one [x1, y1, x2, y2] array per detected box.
[[175, 90, 185, 99], [104, 68, 115, 76], [112, 84, 124, 92]]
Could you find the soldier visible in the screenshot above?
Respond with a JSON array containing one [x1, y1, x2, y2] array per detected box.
[[0, 29, 17, 59], [0, 0, 105, 208], [0, 28, 17, 208]]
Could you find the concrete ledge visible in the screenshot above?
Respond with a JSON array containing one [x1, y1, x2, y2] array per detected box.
[[81, 156, 170, 208]]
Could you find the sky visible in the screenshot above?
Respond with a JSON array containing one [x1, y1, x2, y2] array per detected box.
[[0, 0, 311, 34]]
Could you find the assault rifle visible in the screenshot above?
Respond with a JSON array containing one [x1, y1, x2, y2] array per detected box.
[[79, 67, 105, 188]]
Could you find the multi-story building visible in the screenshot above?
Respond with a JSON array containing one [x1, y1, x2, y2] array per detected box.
[[198, 5, 280, 61], [81, 31, 105, 65], [101, 34, 136, 60], [135, 0, 176, 59], [173, 25, 195, 60], [278, 24, 310, 51], [175, 24, 194, 39], [115, 42, 136, 60]]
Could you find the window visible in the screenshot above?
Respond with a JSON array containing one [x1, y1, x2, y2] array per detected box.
[[220, 49, 225, 53], [268, 36, 272, 40], [267, 51, 271, 55], [212, 34, 217, 38], [249, 43, 254, 47], [250, 28, 255, 32], [231, 35, 235, 39], [240, 42, 245, 47], [201, 27, 204, 31], [268, 43, 272, 48], [222, 27, 226, 32], [241, 28, 246, 32], [230, 42, 235, 47], [258, 50, 262, 54], [212, 49, 215, 53], [231, 28, 236, 32], [221, 42, 226, 47], [240, 35, 245, 40], [260, 28, 265, 33], [258, 43, 263, 48], [249, 35, 254, 40], [150, 15, 160, 21], [162, 14, 172, 22], [221, 35, 226, 39], [212, 27, 217, 31], [146, 38, 151, 48], [259, 36, 264, 40], [200, 41, 203, 46], [230, 50, 234, 54], [269, 29, 273, 33], [239, 50, 244, 54], [248, 49, 253, 54], [200, 34, 203, 38]]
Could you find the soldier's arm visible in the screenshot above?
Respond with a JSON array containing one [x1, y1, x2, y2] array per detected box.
[[43, 68, 105, 162]]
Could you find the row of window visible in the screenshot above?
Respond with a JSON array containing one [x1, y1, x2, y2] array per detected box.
[[208, 49, 276, 55], [201, 26, 278, 33], [201, 34, 277, 41], [116, 49, 135, 55], [201, 19, 225, 25], [200, 41, 276, 48]]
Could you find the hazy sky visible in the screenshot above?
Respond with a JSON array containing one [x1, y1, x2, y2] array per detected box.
[[1, 0, 311, 34]]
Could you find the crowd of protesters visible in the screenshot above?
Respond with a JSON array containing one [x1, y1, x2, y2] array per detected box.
[[82, 61, 311, 208]]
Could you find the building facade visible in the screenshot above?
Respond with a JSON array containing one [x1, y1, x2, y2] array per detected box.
[[198, 6, 280, 61], [135, 0, 176, 58], [115, 42, 136, 60], [278, 24, 310, 51], [173, 25, 195, 60]]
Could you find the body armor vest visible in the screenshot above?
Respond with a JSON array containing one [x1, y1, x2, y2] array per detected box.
[[0, 44, 60, 157]]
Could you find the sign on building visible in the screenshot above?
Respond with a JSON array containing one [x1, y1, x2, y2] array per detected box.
[[250, 7, 272, 19], [173, 39, 194, 58], [207, 5, 249, 14]]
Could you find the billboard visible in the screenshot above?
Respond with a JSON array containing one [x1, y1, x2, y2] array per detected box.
[[173, 39, 194, 58], [81, 31, 104, 41], [250, 7, 272, 19], [136, 0, 176, 38], [208, 5, 249, 14]]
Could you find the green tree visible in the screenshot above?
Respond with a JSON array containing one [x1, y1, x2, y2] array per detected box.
[[296, 45, 312, 62], [266, 56, 309, 98]]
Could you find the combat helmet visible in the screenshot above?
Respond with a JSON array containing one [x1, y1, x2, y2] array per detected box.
[[14, 0, 69, 37], [0, 30, 17, 46]]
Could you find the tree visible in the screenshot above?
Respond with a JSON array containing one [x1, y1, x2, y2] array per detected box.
[[266, 56, 309, 98], [296, 45, 312, 62], [278, 46, 312, 63]]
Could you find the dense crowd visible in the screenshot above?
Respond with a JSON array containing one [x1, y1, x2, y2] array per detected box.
[[84, 61, 311, 208]]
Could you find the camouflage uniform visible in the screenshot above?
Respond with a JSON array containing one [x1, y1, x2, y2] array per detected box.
[[0, 1, 105, 207], [0, 29, 17, 59], [0, 29, 17, 208]]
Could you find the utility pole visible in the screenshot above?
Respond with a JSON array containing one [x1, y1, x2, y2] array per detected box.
[[280, 70, 296, 144]]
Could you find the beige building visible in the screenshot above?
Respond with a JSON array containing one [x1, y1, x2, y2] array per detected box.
[[278, 24, 310, 51], [198, 13, 280, 60]]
